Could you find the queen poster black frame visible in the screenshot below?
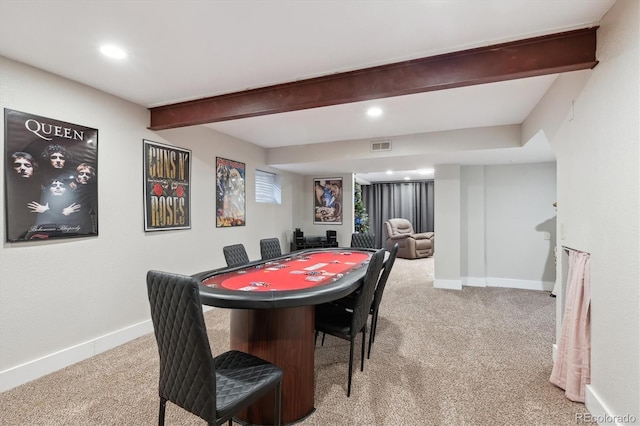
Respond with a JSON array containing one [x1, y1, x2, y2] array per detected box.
[[143, 139, 191, 232], [4, 108, 99, 242]]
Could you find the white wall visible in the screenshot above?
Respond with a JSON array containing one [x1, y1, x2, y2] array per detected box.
[[542, 0, 639, 419], [268, 124, 521, 175], [0, 57, 299, 390], [434, 164, 461, 289], [484, 163, 557, 288], [458, 163, 557, 290], [460, 166, 486, 285]]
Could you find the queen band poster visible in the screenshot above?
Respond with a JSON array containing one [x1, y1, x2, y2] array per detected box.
[[143, 139, 191, 232], [216, 157, 245, 227], [4, 109, 99, 242]]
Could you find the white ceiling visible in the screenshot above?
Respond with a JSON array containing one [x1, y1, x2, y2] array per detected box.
[[0, 0, 616, 182]]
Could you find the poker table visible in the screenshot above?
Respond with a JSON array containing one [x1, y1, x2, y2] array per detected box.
[[192, 248, 376, 425]]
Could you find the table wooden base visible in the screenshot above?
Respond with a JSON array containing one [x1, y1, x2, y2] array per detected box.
[[230, 306, 315, 425]]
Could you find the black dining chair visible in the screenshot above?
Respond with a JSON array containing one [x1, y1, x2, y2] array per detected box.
[[314, 248, 385, 397], [363, 243, 398, 357], [146, 270, 283, 426], [260, 238, 282, 260], [327, 243, 399, 358], [223, 243, 249, 267], [350, 232, 375, 249]]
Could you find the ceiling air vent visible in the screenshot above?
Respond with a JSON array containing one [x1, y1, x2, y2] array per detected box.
[[371, 140, 392, 152]]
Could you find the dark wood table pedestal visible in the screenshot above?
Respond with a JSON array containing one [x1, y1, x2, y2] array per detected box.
[[230, 306, 315, 425]]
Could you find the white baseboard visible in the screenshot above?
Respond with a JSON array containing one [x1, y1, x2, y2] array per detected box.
[[463, 277, 487, 287], [584, 385, 636, 425], [549, 354, 634, 425], [0, 306, 215, 392], [434, 279, 462, 290], [461, 276, 553, 291], [0, 319, 153, 392], [485, 277, 554, 291], [437, 277, 552, 291]]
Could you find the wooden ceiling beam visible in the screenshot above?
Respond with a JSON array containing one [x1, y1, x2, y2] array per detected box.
[[149, 27, 598, 130]]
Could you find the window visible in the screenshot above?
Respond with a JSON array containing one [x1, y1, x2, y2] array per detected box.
[[255, 169, 281, 204]]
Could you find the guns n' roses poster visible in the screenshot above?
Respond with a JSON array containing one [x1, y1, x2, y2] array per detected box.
[[216, 157, 245, 227], [4, 109, 98, 242], [143, 140, 191, 231]]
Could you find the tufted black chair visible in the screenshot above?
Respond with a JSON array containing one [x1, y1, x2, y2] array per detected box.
[[365, 243, 398, 357], [222, 244, 249, 267], [350, 233, 375, 249], [328, 243, 399, 359], [146, 270, 283, 426], [314, 248, 385, 397], [259, 238, 282, 260]]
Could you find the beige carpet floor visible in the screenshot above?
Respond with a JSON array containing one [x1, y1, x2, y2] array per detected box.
[[0, 257, 587, 425]]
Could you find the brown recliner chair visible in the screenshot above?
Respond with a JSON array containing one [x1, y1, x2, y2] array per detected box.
[[383, 218, 434, 259]]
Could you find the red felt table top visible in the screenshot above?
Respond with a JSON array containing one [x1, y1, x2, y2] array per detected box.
[[203, 250, 371, 292]]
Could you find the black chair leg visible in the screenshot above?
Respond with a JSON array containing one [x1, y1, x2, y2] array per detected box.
[[368, 311, 380, 359], [314, 331, 327, 346], [347, 339, 354, 397], [371, 311, 379, 343], [158, 397, 167, 426], [360, 329, 366, 371], [274, 381, 282, 426]]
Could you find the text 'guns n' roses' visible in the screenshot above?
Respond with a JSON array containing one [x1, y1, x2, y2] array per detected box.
[[147, 146, 189, 227]]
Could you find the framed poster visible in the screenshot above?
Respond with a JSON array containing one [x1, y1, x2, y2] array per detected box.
[[4, 109, 98, 242], [216, 157, 245, 227], [314, 177, 343, 224], [143, 140, 191, 231]]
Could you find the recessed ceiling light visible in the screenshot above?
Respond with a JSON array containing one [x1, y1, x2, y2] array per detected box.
[[386, 170, 393, 175], [418, 169, 434, 174], [100, 44, 128, 59], [404, 176, 411, 180], [367, 107, 383, 118]]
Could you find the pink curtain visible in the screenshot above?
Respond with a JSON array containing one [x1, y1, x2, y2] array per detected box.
[[550, 248, 591, 402]]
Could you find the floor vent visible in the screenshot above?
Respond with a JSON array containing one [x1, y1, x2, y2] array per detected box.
[[371, 140, 392, 152]]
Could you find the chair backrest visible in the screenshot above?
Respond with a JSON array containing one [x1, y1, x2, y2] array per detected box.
[[147, 270, 217, 421], [260, 238, 282, 260], [371, 243, 399, 313], [223, 243, 250, 267], [350, 232, 375, 249], [384, 218, 415, 237], [350, 248, 385, 336]]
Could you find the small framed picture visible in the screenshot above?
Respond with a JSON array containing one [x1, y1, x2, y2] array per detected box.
[[313, 177, 343, 224], [143, 139, 191, 231], [216, 157, 246, 227]]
